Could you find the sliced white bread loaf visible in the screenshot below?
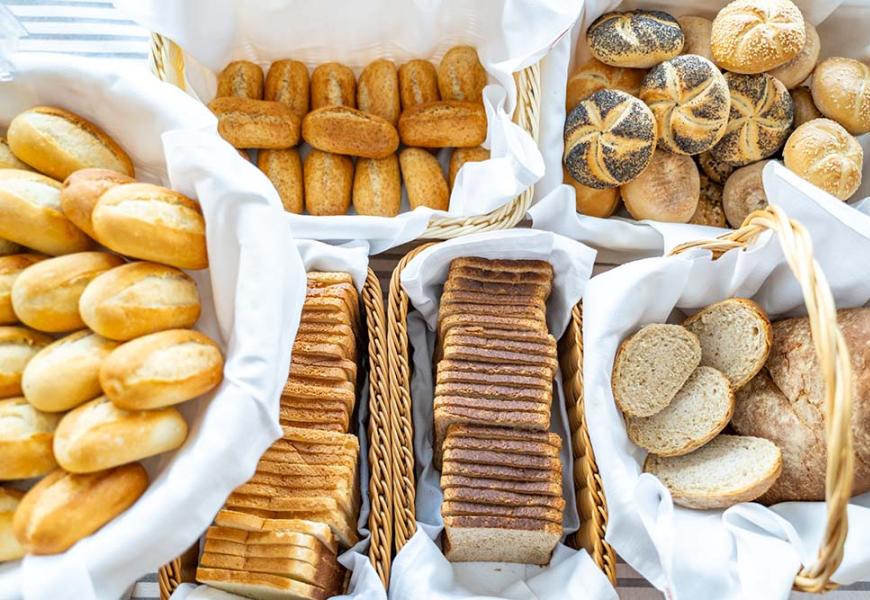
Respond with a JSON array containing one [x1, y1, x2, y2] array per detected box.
[[644, 434, 782, 509], [196, 567, 327, 600], [612, 324, 701, 417], [627, 366, 734, 456]]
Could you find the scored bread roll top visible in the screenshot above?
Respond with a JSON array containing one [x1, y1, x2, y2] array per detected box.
[[677, 16, 713, 60], [0, 138, 31, 171], [398, 101, 487, 148], [791, 87, 822, 128], [399, 148, 449, 211], [352, 155, 401, 217], [398, 59, 440, 110], [303, 150, 353, 216], [217, 61, 264, 100], [784, 118, 863, 200], [60, 168, 135, 239], [0, 326, 52, 398], [310, 62, 356, 109], [449, 147, 489, 188], [0, 254, 45, 324], [587, 10, 684, 69], [357, 59, 401, 126], [811, 57, 870, 135], [0, 397, 59, 480], [564, 168, 620, 218], [302, 106, 399, 159], [258, 148, 303, 214], [769, 21, 819, 89], [265, 59, 310, 118], [0, 488, 25, 562], [437, 46, 487, 103], [208, 97, 301, 149], [565, 59, 645, 111], [622, 150, 700, 223]]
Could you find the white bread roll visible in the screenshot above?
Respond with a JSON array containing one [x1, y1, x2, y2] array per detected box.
[[60, 168, 135, 239], [587, 10, 684, 69], [0, 326, 52, 398], [0, 397, 59, 480], [783, 118, 863, 200], [677, 16, 713, 61], [0, 254, 46, 325], [722, 160, 770, 228], [769, 21, 819, 89], [0, 138, 31, 171], [811, 57, 870, 135], [622, 150, 700, 223], [711, 0, 805, 74], [0, 488, 24, 561]]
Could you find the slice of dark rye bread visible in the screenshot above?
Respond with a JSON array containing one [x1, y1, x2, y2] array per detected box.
[[442, 487, 565, 510], [441, 461, 556, 482], [436, 361, 554, 389], [448, 261, 553, 281], [433, 406, 551, 465], [438, 301, 547, 323], [440, 289, 548, 310], [438, 315, 549, 341], [442, 515, 561, 564], [435, 381, 553, 403], [443, 277, 552, 300], [434, 396, 552, 414], [442, 501, 563, 523], [441, 324, 553, 344], [443, 435, 561, 457], [440, 474, 562, 496], [447, 424, 562, 446], [442, 447, 560, 470], [448, 257, 554, 277]]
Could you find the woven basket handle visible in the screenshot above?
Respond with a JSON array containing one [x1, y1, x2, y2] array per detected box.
[[671, 206, 855, 593]]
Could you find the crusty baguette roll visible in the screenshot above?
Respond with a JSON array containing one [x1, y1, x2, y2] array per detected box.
[[310, 63, 356, 109], [6, 107, 133, 180], [398, 59, 440, 110], [79, 261, 201, 341], [769, 21, 819, 89], [258, 148, 303, 213], [622, 150, 700, 223], [0, 138, 31, 171], [264, 59, 309, 118], [697, 150, 734, 184], [0, 397, 59, 480], [710, 0, 805, 74], [11, 252, 123, 332], [587, 10, 684, 69], [303, 150, 353, 216], [722, 160, 770, 228], [399, 148, 449, 211], [0, 169, 92, 256], [60, 168, 134, 239], [784, 118, 863, 200], [0, 254, 45, 324], [0, 327, 52, 398], [0, 488, 25, 561], [688, 175, 727, 228], [12, 464, 148, 554], [677, 16, 713, 60], [100, 329, 224, 410], [437, 46, 487, 103], [216, 61, 264, 100], [302, 106, 399, 159], [791, 86, 822, 128], [564, 168, 620, 218], [357, 59, 401, 126], [449, 147, 489, 188], [22, 330, 118, 412], [352, 155, 401, 217], [208, 97, 301, 149], [398, 101, 487, 148], [811, 57, 870, 135], [565, 59, 646, 111], [54, 395, 188, 472], [0, 240, 18, 257], [92, 183, 208, 270]]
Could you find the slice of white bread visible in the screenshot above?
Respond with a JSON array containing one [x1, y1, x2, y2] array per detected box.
[[627, 366, 734, 456], [196, 567, 327, 600], [644, 434, 782, 509], [213, 510, 337, 553], [443, 515, 560, 564], [683, 298, 772, 389]]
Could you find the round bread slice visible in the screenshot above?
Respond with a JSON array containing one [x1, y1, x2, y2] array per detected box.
[[627, 366, 734, 456], [612, 324, 701, 417], [644, 434, 782, 509]]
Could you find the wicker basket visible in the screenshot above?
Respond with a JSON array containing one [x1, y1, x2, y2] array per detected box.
[[149, 33, 540, 240], [385, 243, 618, 584], [158, 268, 392, 599]]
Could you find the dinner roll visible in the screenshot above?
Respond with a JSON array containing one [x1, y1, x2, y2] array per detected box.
[[302, 106, 399, 159], [622, 150, 700, 222], [677, 16, 713, 60], [564, 169, 620, 218], [352, 155, 401, 217], [783, 118, 863, 200], [357, 59, 401, 125], [689, 175, 727, 228], [565, 59, 646, 110], [791, 87, 822, 128], [0, 239, 19, 257], [6, 107, 134, 180], [54, 396, 188, 473], [398, 59, 440, 109], [22, 330, 119, 412], [448, 147, 489, 188], [710, 73, 793, 166], [770, 21, 819, 89], [587, 10, 684, 69], [0, 327, 52, 398], [264, 59, 310, 118], [11, 252, 123, 332], [563, 89, 656, 189], [60, 168, 134, 239], [0, 488, 24, 561], [723, 160, 770, 227], [257, 148, 303, 214], [303, 150, 353, 216], [92, 183, 208, 270], [811, 57, 870, 135], [310, 63, 356, 109], [216, 61, 264, 100], [437, 46, 487, 103], [208, 98, 300, 149], [711, 0, 805, 74], [639, 55, 730, 155], [79, 261, 201, 341], [101, 329, 224, 410], [697, 150, 734, 184], [0, 254, 45, 325], [0, 138, 31, 171], [0, 397, 59, 480], [398, 101, 487, 148], [399, 148, 449, 211]]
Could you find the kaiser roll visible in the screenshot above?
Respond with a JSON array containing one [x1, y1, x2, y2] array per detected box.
[[811, 57, 870, 135], [783, 118, 863, 200], [621, 150, 700, 222], [587, 10, 684, 69]]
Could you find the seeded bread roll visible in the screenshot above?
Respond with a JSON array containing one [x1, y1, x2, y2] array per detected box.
[[722, 160, 770, 228], [711, 0, 805, 74], [357, 59, 401, 125], [677, 16, 713, 60], [310, 63, 356, 109], [258, 148, 303, 213], [563, 89, 656, 189], [264, 60, 310, 118], [0, 254, 45, 325], [437, 46, 487, 103], [0, 397, 59, 479], [565, 58, 646, 111], [60, 168, 134, 239], [208, 97, 300, 149], [689, 175, 727, 228], [0, 327, 52, 398], [448, 147, 489, 188], [697, 150, 734, 184], [770, 21, 819, 89], [0, 488, 24, 561], [216, 61, 264, 100], [0, 138, 31, 171], [399, 60, 440, 110], [352, 154, 401, 217], [811, 57, 870, 135], [399, 148, 449, 211], [587, 10, 684, 69], [303, 150, 353, 216], [622, 150, 700, 223], [564, 168, 620, 218], [302, 106, 399, 159], [783, 118, 863, 200], [791, 87, 822, 128], [710, 73, 793, 166], [398, 101, 487, 148]]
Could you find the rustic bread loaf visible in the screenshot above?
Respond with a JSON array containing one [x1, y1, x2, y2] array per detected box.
[[264, 59, 309, 118], [622, 150, 700, 223], [352, 154, 401, 216], [783, 118, 863, 200], [722, 160, 770, 228], [399, 148, 449, 211], [208, 97, 301, 149], [0, 254, 45, 325], [0, 396, 58, 479], [303, 150, 353, 216], [791, 87, 823, 128], [689, 175, 727, 228], [811, 57, 870, 135], [770, 20, 819, 89], [258, 148, 303, 213], [310, 62, 356, 109], [0, 327, 52, 398], [216, 61, 264, 100], [302, 106, 399, 159], [564, 168, 620, 218], [587, 10, 684, 69], [677, 16, 713, 60], [711, 0, 805, 74], [437, 46, 487, 103], [398, 101, 487, 148], [398, 59, 440, 109], [565, 58, 646, 111], [60, 168, 134, 239]]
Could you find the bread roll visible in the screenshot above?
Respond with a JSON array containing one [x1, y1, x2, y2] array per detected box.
[[791, 86, 822, 128], [565, 59, 646, 111], [0, 169, 92, 256], [783, 118, 863, 200], [689, 175, 727, 228], [0, 488, 24, 561], [0, 138, 31, 170], [6, 107, 133, 180], [208, 97, 301, 149], [22, 330, 118, 412], [357, 59, 401, 125], [399, 148, 449, 211], [54, 395, 188, 472], [79, 261, 201, 341], [769, 21, 819, 89], [587, 10, 684, 69], [564, 169, 620, 218], [722, 160, 770, 228], [677, 16, 713, 60], [697, 150, 734, 184], [352, 155, 401, 217], [563, 89, 656, 189], [711, 0, 805, 74], [92, 183, 208, 270], [811, 57, 870, 135], [622, 150, 700, 222], [0, 239, 19, 257], [0, 327, 52, 398], [12, 464, 148, 554], [710, 73, 793, 166], [398, 101, 487, 148], [303, 150, 353, 216], [60, 168, 134, 239], [310, 63, 356, 109], [0, 397, 59, 479], [302, 106, 399, 159], [398, 60, 440, 110], [640, 54, 730, 155], [258, 148, 303, 213], [0, 254, 45, 324], [448, 147, 489, 188], [264, 60, 309, 119], [437, 46, 487, 103], [217, 61, 264, 100]]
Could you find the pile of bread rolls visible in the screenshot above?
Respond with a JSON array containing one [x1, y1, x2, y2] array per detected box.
[[0, 106, 223, 559], [564, 0, 866, 226], [208, 46, 490, 217]]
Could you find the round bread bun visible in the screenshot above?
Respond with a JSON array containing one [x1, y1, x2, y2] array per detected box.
[[0, 326, 52, 398], [587, 10, 684, 69], [0, 254, 46, 325], [61, 168, 134, 239], [710, 73, 793, 166], [769, 21, 819, 89], [710, 0, 805, 74], [689, 175, 727, 228], [564, 168, 621, 218], [697, 150, 735, 184], [565, 59, 646, 111], [783, 118, 863, 200], [0, 397, 59, 480], [563, 89, 656, 189], [677, 16, 713, 61], [722, 160, 770, 227], [639, 54, 730, 155], [811, 57, 870, 135], [791, 86, 823, 128], [622, 150, 700, 223]]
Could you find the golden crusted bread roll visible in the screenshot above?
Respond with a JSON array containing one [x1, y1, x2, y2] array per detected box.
[[53, 395, 188, 473], [265, 60, 310, 118], [398, 101, 487, 148], [208, 97, 301, 149], [711, 0, 805, 74], [302, 106, 399, 159], [791, 86, 822, 128], [564, 168, 620, 218], [448, 146, 489, 188], [783, 118, 863, 200], [0, 254, 45, 325], [689, 175, 727, 228], [92, 183, 208, 270], [697, 150, 734, 184], [352, 155, 401, 217], [587, 10, 684, 69], [770, 21, 819, 89], [811, 57, 870, 135], [563, 89, 656, 189], [0, 169, 92, 256], [722, 160, 770, 228], [677, 16, 713, 61], [357, 59, 401, 125], [0, 138, 31, 171], [22, 330, 118, 412], [0, 397, 59, 480], [258, 148, 303, 213], [12, 464, 148, 554], [310, 63, 356, 109], [303, 150, 353, 216], [565, 59, 646, 111], [216, 61, 264, 100], [399, 148, 449, 211], [0, 488, 25, 561], [61, 168, 134, 239], [78, 261, 201, 341], [100, 329, 223, 410], [0, 240, 18, 257], [398, 59, 440, 110], [710, 73, 793, 166], [622, 150, 700, 223], [437, 46, 487, 103], [0, 327, 52, 398]]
